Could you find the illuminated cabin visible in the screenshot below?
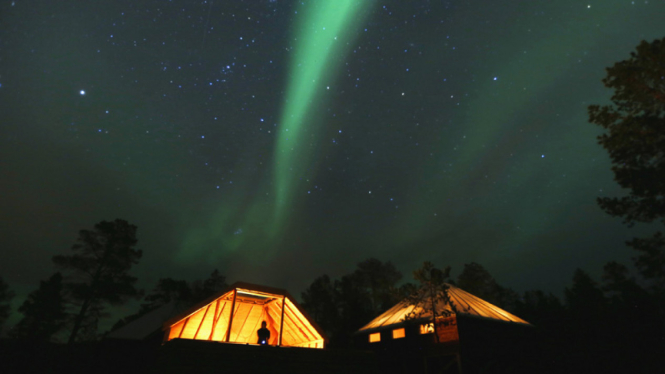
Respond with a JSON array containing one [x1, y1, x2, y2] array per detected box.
[[358, 283, 529, 344], [356, 284, 531, 374], [162, 282, 325, 349]]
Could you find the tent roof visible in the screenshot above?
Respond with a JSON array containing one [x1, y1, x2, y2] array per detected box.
[[358, 283, 529, 332], [107, 300, 191, 340], [162, 282, 302, 330], [162, 281, 327, 347]]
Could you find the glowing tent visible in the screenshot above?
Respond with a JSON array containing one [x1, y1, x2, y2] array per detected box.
[[162, 282, 325, 349], [358, 283, 529, 345]]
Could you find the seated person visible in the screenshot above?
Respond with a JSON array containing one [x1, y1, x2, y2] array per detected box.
[[257, 321, 270, 345]]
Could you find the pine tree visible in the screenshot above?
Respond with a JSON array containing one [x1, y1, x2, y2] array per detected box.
[[404, 261, 456, 343], [588, 37, 665, 286], [53, 219, 142, 344], [11, 273, 66, 342]]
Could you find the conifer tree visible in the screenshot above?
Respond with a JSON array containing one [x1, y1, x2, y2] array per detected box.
[[11, 273, 66, 342], [588, 37, 665, 286], [54, 219, 142, 344]]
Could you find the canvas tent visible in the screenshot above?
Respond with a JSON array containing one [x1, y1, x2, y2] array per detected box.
[[107, 300, 191, 341], [162, 282, 325, 348], [358, 283, 529, 344]]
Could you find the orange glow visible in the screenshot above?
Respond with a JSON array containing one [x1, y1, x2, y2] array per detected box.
[[392, 328, 405, 339], [165, 286, 324, 349], [358, 283, 530, 332], [420, 323, 434, 334], [369, 332, 381, 343]]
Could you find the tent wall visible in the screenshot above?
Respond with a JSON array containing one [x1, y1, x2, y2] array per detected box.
[[167, 291, 235, 341], [164, 286, 324, 349]]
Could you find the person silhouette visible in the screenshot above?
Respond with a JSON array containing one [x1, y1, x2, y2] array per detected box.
[[257, 321, 270, 345]]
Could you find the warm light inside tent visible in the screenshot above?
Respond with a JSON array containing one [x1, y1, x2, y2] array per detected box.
[[358, 284, 530, 334], [165, 286, 324, 348], [420, 323, 434, 334], [369, 332, 381, 343], [392, 328, 405, 339]]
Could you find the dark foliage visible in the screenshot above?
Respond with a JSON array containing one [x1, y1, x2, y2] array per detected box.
[[456, 262, 519, 312], [403, 261, 455, 343], [561, 37, 665, 372], [629, 232, 665, 290], [110, 269, 227, 333], [588, 37, 665, 225], [10, 273, 67, 342], [564, 268, 606, 318], [53, 219, 143, 344], [513, 289, 563, 329], [301, 258, 402, 347], [191, 269, 228, 301], [352, 258, 402, 316], [300, 275, 338, 337], [140, 278, 193, 315], [0, 276, 14, 331], [588, 37, 665, 286]]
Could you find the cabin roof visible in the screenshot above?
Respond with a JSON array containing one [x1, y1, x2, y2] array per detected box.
[[358, 283, 529, 333]]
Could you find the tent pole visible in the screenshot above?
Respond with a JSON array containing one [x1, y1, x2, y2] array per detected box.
[[225, 289, 237, 342], [278, 296, 285, 346], [193, 304, 211, 340], [178, 317, 190, 339], [208, 299, 220, 341]]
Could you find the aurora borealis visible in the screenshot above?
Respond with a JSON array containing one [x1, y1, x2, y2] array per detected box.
[[274, 0, 370, 229], [1, 0, 664, 321]]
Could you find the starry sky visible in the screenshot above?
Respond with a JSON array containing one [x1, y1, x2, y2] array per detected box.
[[1, 0, 663, 319]]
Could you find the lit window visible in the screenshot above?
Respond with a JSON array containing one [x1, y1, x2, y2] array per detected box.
[[369, 332, 381, 343], [420, 323, 434, 334], [392, 328, 405, 339]]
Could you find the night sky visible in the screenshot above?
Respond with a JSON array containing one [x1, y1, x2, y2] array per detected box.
[[2, 0, 663, 322]]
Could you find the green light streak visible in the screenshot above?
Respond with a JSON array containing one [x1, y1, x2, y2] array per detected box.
[[272, 0, 372, 230], [177, 1, 373, 260]]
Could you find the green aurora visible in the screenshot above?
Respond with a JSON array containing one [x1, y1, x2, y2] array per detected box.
[[273, 0, 372, 230], [179, 1, 373, 262], [174, 1, 663, 274], [3, 0, 662, 296]]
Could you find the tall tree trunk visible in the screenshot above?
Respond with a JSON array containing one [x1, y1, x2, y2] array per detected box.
[[430, 284, 440, 344], [67, 297, 91, 345], [67, 261, 104, 345]]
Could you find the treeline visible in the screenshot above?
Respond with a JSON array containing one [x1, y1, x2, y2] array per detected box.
[[0, 219, 229, 344], [298, 256, 665, 371], [0, 220, 664, 371], [298, 259, 521, 347]]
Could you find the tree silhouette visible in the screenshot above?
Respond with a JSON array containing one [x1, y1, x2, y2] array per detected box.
[[191, 269, 227, 301], [140, 278, 192, 314], [53, 219, 142, 344], [588, 37, 665, 285], [514, 289, 563, 329], [564, 269, 606, 317], [564, 268, 608, 352], [349, 258, 402, 316], [404, 261, 456, 343], [0, 276, 14, 331], [111, 269, 227, 332], [300, 259, 401, 347], [629, 233, 665, 290], [301, 274, 339, 337], [456, 262, 519, 312], [11, 273, 67, 342]]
